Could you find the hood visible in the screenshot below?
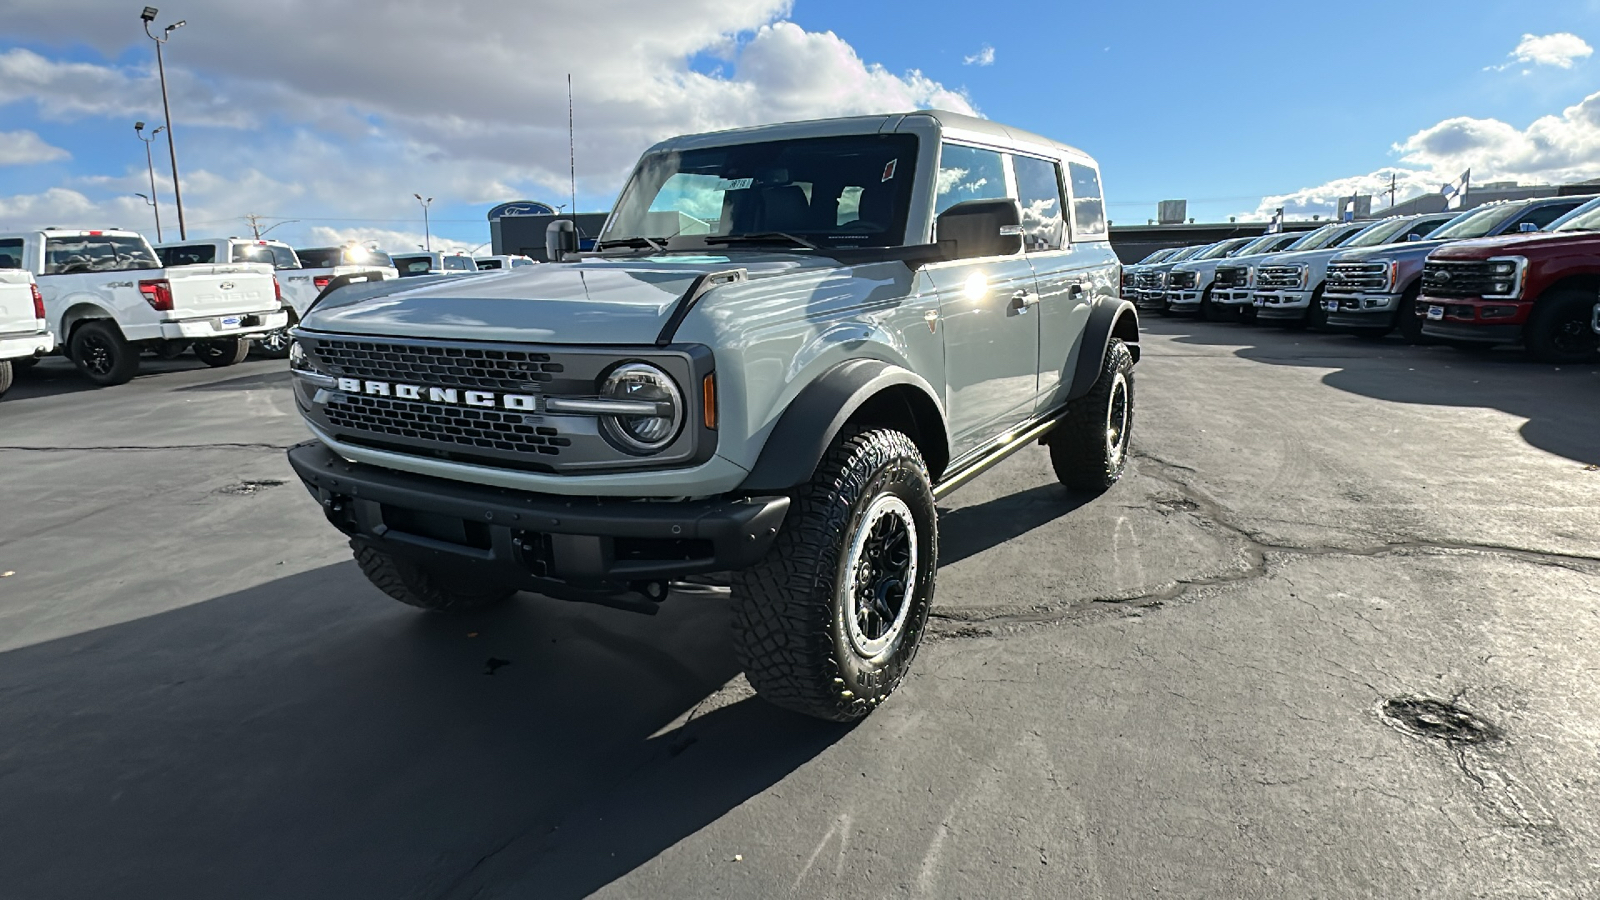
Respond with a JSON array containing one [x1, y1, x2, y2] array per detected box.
[[1430, 230, 1600, 260], [301, 252, 833, 344], [1329, 238, 1451, 263], [1250, 248, 1332, 267]]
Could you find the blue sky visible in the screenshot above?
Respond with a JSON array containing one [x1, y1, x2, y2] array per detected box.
[[1, 1, 1598, 250]]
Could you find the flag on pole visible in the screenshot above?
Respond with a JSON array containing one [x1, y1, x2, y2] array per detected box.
[[1439, 169, 1471, 209], [1267, 207, 1284, 234]]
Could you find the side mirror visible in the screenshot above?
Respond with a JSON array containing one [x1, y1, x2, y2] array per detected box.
[[545, 220, 579, 262], [936, 198, 1023, 260], [1519, 222, 1539, 233], [1408, 234, 1423, 241]]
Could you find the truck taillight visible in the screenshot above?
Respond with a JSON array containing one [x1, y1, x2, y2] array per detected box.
[[273, 276, 283, 303], [314, 276, 331, 290], [31, 283, 45, 320], [138, 278, 174, 311]]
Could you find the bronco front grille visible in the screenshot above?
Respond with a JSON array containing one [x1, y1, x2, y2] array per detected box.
[[1422, 260, 1496, 298], [1256, 266, 1303, 290], [324, 393, 572, 457], [311, 338, 565, 392], [1326, 262, 1387, 292]]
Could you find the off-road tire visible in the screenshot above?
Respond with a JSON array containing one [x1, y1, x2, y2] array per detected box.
[[351, 540, 516, 612], [732, 428, 937, 722], [1305, 286, 1329, 330], [0, 360, 11, 399], [194, 337, 251, 368], [1525, 288, 1600, 363], [69, 320, 140, 386], [1048, 338, 1135, 494]]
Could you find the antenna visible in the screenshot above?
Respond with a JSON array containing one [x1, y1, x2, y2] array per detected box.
[[568, 74, 577, 233]]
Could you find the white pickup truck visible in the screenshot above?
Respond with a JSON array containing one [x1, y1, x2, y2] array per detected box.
[[0, 229, 286, 385], [0, 268, 53, 399], [158, 237, 315, 358]]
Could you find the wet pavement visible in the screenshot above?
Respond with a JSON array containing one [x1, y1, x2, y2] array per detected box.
[[1, 321, 1597, 898]]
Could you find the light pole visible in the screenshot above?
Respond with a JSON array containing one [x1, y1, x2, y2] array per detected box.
[[413, 194, 433, 251], [134, 193, 159, 238], [133, 121, 165, 240], [140, 7, 187, 239]]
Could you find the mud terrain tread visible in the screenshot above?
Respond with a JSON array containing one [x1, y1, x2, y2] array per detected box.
[[351, 539, 514, 612], [732, 428, 932, 721]]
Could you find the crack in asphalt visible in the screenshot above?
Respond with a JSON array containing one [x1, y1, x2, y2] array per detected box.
[[928, 450, 1600, 641], [0, 443, 294, 453]]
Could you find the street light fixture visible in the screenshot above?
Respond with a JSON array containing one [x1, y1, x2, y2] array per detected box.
[[414, 193, 433, 251], [141, 7, 188, 239], [133, 121, 166, 240]]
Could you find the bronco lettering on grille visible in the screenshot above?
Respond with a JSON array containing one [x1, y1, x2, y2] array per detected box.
[[335, 378, 540, 411]]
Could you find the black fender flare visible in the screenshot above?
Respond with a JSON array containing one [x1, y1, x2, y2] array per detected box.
[[1066, 298, 1140, 401], [739, 359, 949, 492]]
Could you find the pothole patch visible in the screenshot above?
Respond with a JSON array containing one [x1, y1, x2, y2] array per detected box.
[[1157, 498, 1200, 513], [218, 479, 286, 496], [1381, 695, 1502, 744]]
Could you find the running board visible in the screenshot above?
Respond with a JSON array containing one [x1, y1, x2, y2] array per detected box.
[[932, 410, 1066, 500]]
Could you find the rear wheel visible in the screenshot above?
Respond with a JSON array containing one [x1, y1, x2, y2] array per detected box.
[[1048, 338, 1135, 494], [0, 360, 12, 399], [194, 337, 250, 368], [1525, 289, 1600, 363], [69, 321, 140, 386], [351, 540, 516, 612], [732, 428, 937, 721]]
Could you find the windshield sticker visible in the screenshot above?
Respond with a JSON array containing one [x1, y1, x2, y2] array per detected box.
[[713, 177, 754, 191], [882, 159, 898, 182]]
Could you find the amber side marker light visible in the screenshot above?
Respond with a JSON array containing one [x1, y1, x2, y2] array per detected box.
[[703, 373, 717, 429]]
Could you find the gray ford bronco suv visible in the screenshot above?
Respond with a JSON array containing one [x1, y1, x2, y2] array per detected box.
[[285, 110, 1136, 721]]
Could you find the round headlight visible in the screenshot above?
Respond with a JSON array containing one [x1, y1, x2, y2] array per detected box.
[[601, 362, 683, 453]]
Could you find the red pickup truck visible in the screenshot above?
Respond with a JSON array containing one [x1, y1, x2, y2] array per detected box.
[[1418, 197, 1600, 362]]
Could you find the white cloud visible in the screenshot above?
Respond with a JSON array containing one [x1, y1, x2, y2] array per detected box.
[[1248, 88, 1600, 220], [964, 44, 995, 66], [1487, 32, 1593, 72], [0, 2, 975, 247], [0, 129, 69, 166]]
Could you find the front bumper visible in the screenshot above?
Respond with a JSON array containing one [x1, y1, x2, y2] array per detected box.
[[160, 309, 289, 340], [287, 439, 790, 587], [1166, 289, 1203, 312], [1253, 289, 1313, 320], [0, 330, 54, 361], [1211, 288, 1253, 307], [1134, 289, 1167, 310], [1323, 292, 1401, 329]]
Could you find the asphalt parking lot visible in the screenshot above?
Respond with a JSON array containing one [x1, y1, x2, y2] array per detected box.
[[2, 322, 1599, 899]]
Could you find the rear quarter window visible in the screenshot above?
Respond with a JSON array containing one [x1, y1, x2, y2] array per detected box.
[[0, 238, 23, 269], [1067, 162, 1107, 240]]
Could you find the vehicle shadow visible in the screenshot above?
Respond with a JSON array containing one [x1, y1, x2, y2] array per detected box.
[[3, 355, 253, 403], [0, 561, 848, 900], [1147, 317, 1600, 465], [937, 482, 1094, 567]]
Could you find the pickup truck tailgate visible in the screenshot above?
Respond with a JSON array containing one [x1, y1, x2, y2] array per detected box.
[[161, 264, 279, 317], [0, 270, 41, 337]]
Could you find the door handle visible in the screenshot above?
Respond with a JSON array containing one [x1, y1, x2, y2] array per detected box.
[[1067, 283, 1085, 298], [1010, 290, 1039, 311]]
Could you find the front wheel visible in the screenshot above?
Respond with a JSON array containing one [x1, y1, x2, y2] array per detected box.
[[0, 360, 11, 399], [69, 320, 141, 386], [351, 540, 516, 612], [732, 428, 937, 721], [194, 337, 250, 368], [1525, 289, 1600, 363], [1048, 338, 1135, 494]]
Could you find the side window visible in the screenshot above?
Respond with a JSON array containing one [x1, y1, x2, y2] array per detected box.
[[1511, 202, 1576, 232], [0, 238, 22, 269], [159, 244, 215, 266], [1012, 155, 1066, 252], [1066, 162, 1107, 239], [935, 143, 1008, 216]]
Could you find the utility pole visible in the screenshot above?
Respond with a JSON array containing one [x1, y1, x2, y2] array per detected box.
[[245, 213, 263, 239], [140, 7, 188, 239], [1387, 173, 1397, 209], [133, 121, 165, 240]]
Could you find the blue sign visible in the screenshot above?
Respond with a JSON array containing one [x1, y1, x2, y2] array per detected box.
[[487, 200, 557, 220]]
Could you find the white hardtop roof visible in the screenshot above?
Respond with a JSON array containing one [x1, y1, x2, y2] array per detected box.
[[649, 109, 1096, 167], [3, 228, 143, 238]]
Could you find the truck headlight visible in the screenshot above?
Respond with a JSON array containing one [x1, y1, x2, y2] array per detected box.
[[601, 362, 683, 453], [1484, 256, 1526, 298], [1296, 266, 1309, 288], [1243, 266, 1255, 288]]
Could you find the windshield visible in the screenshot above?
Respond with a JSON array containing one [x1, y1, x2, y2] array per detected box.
[[233, 243, 300, 269], [1337, 218, 1416, 249], [344, 246, 393, 267], [44, 234, 160, 275], [1197, 238, 1250, 260], [1283, 224, 1344, 252], [604, 133, 919, 250], [1137, 248, 1174, 264], [393, 256, 435, 276], [1168, 245, 1207, 262], [1550, 197, 1600, 232], [295, 247, 340, 268], [476, 259, 503, 270], [1427, 203, 1526, 240]]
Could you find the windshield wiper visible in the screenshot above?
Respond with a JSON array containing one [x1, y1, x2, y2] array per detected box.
[[702, 232, 819, 250], [596, 236, 666, 252]]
